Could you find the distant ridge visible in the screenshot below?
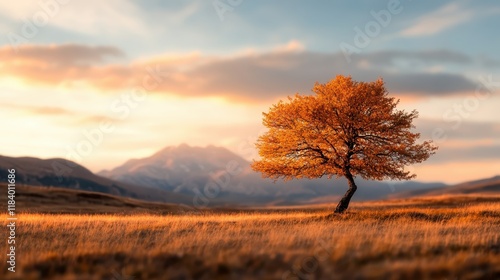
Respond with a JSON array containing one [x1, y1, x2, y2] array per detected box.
[[391, 175, 500, 198]]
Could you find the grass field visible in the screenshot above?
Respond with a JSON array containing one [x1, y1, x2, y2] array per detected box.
[[1, 195, 500, 280]]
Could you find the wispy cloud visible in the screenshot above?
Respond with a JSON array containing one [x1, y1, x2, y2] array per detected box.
[[0, 44, 125, 66], [0, 43, 485, 101], [400, 3, 473, 37], [0, 0, 148, 35], [1, 103, 123, 126], [29, 106, 72, 116], [1, 103, 73, 116]]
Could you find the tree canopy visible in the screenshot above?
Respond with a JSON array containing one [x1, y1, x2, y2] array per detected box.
[[252, 75, 437, 213]]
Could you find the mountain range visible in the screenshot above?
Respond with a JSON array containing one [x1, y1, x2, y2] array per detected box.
[[98, 144, 446, 205], [2, 144, 497, 207], [0, 155, 191, 204]]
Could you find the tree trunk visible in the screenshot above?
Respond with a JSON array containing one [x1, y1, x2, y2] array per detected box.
[[334, 173, 357, 214]]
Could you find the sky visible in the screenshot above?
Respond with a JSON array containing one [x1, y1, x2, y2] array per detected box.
[[1, 0, 499, 184]]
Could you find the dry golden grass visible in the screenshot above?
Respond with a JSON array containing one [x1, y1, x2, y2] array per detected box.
[[1, 195, 500, 280]]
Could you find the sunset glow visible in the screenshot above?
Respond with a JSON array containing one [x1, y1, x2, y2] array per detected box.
[[1, 1, 499, 184]]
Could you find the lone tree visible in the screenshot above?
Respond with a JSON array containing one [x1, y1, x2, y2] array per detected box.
[[252, 75, 437, 214]]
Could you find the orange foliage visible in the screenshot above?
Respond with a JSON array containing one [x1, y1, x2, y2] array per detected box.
[[252, 75, 437, 182]]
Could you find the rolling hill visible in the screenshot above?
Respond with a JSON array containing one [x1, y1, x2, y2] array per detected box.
[[0, 155, 191, 204], [6, 184, 193, 214]]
